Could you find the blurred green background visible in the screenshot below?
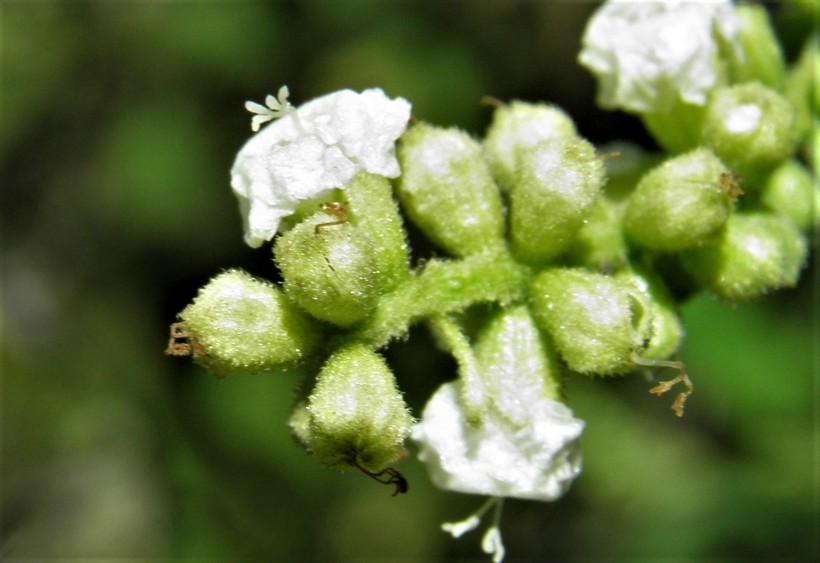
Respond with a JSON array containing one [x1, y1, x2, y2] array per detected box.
[[2, 1, 816, 561]]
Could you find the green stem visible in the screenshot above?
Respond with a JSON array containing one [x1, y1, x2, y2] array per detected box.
[[348, 252, 531, 350], [428, 315, 485, 425]]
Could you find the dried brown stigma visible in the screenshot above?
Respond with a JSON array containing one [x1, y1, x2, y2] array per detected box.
[[165, 321, 204, 358]]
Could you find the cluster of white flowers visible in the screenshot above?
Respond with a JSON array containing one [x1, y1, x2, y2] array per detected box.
[[578, 0, 740, 113], [228, 3, 746, 556], [231, 87, 411, 247]]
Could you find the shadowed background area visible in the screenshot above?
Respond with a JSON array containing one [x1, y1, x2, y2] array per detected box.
[[2, 1, 816, 561]]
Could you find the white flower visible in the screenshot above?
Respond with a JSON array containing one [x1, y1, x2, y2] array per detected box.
[[578, 0, 740, 113], [411, 380, 584, 501], [230, 88, 412, 247]]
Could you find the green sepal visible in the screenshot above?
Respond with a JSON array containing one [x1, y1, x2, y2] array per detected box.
[[304, 343, 414, 473], [529, 268, 652, 376], [396, 123, 506, 257], [624, 148, 733, 252], [682, 211, 808, 301], [177, 270, 321, 375], [509, 137, 605, 264]]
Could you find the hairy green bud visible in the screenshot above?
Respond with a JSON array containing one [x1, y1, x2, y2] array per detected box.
[[274, 205, 380, 327], [701, 83, 796, 182], [173, 270, 321, 374], [529, 268, 651, 376], [683, 212, 808, 301], [510, 138, 606, 264], [483, 101, 577, 191], [624, 148, 733, 252], [305, 343, 414, 473], [396, 123, 506, 257]]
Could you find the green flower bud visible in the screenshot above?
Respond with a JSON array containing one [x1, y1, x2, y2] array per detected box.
[[701, 83, 796, 182], [683, 212, 808, 301], [482, 101, 577, 191], [396, 123, 506, 257], [173, 270, 321, 375], [274, 205, 379, 327], [617, 269, 684, 361], [529, 268, 652, 376], [305, 343, 414, 473], [624, 148, 733, 252], [510, 138, 606, 264], [761, 160, 819, 232], [474, 306, 564, 422], [730, 5, 786, 91]]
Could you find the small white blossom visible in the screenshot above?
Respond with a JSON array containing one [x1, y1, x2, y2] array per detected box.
[[578, 0, 740, 113], [231, 88, 412, 247], [412, 380, 584, 501]]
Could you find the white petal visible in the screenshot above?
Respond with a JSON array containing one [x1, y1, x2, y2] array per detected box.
[[412, 381, 584, 501]]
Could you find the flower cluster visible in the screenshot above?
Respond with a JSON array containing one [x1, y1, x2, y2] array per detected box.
[[166, 1, 816, 560]]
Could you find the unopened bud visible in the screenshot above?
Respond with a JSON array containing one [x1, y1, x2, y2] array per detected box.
[[624, 148, 733, 252], [305, 343, 414, 474], [510, 138, 605, 264], [172, 270, 321, 375], [396, 124, 506, 257], [483, 101, 577, 191], [529, 268, 652, 375], [683, 212, 808, 301]]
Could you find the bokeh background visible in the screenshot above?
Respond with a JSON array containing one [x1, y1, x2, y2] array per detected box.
[[2, 1, 816, 561]]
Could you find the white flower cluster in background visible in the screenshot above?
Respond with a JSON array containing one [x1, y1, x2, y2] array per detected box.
[[578, 0, 740, 113], [231, 88, 411, 247]]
